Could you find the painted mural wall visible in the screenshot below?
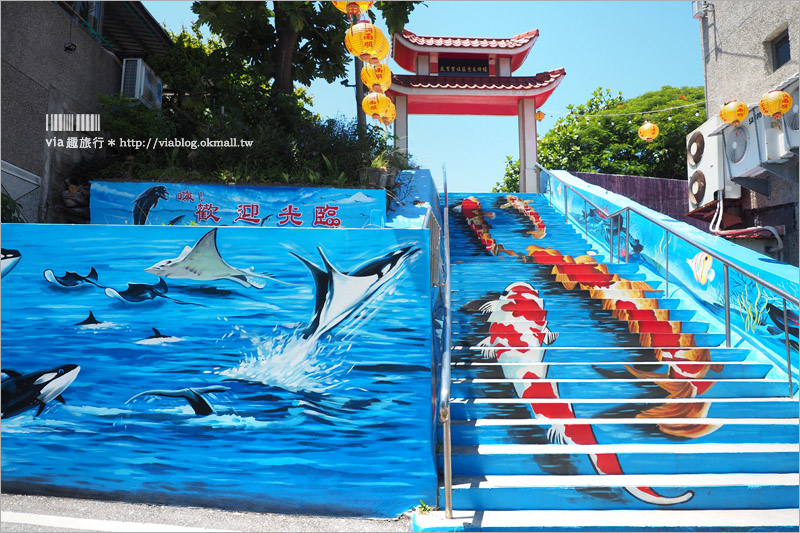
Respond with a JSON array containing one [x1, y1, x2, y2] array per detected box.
[[543, 169, 799, 384], [90, 181, 387, 228], [0, 223, 436, 516]]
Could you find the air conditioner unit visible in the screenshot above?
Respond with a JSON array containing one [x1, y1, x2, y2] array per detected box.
[[687, 115, 739, 210], [121, 58, 162, 109], [692, 1, 707, 19], [720, 108, 761, 183], [780, 79, 799, 151]]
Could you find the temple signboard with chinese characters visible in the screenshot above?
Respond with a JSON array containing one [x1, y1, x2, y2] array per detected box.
[[386, 28, 565, 192], [89, 182, 386, 228]]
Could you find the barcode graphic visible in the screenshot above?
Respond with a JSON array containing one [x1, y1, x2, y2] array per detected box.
[[45, 114, 101, 132]]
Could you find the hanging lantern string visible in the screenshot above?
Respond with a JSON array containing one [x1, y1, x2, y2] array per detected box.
[[541, 100, 705, 120]]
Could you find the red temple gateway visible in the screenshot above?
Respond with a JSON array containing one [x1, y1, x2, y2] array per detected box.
[[386, 28, 566, 192]]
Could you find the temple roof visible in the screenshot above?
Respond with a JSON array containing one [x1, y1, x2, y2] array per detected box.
[[393, 29, 539, 73], [386, 68, 566, 116]]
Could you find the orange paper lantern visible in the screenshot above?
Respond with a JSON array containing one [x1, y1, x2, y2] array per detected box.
[[362, 92, 392, 120], [345, 21, 385, 62], [332, 1, 374, 16], [367, 30, 390, 65], [535, 111, 545, 121], [719, 100, 748, 126], [759, 90, 793, 120], [638, 120, 659, 142], [361, 63, 392, 93]]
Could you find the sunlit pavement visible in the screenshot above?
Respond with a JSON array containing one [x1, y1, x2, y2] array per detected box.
[[1, 494, 412, 532]]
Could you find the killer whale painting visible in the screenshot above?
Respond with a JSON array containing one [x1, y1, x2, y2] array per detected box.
[[0, 222, 435, 517]]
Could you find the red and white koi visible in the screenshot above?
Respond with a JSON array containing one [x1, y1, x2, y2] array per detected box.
[[478, 281, 694, 506]]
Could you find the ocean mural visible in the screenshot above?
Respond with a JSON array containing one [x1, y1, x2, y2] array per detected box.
[[541, 169, 799, 383], [89, 181, 387, 228], [1, 223, 436, 516]]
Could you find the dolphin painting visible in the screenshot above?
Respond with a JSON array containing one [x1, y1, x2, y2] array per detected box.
[[290, 245, 420, 342], [133, 185, 168, 225], [1, 248, 21, 278], [44, 266, 103, 288], [145, 228, 278, 289], [127, 386, 230, 416], [76, 311, 101, 326], [105, 277, 201, 306], [135, 328, 183, 345], [1, 364, 80, 418]]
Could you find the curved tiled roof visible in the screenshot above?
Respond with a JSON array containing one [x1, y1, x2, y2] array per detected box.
[[398, 28, 539, 50], [391, 68, 565, 91]]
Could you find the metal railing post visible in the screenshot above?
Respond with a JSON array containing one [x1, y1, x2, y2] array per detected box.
[[625, 209, 630, 264], [564, 187, 568, 224], [724, 265, 731, 348], [584, 199, 588, 243], [665, 231, 669, 298], [784, 298, 793, 397], [439, 164, 453, 519]]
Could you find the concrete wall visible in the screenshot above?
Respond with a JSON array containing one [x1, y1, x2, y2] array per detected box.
[[698, 0, 799, 266], [1, 2, 122, 222]]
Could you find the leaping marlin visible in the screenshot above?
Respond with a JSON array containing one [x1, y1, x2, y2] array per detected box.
[[290, 245, 420, 342], [145, 229, 280, 289], [127, 386, 230, 416]]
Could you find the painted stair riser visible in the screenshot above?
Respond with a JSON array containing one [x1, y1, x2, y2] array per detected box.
[[450, 379, 789, 399], [444, 423, 799, 446], [450, 362, 774, 380], [442, 485, 800, 512], [448, 399, 800, 419], [452, 321, 711, 334], [451, 347, 753, 363], [442, 451, 800, 476]]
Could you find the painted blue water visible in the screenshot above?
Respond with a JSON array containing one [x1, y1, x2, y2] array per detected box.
[[1, 224, 436, 516]]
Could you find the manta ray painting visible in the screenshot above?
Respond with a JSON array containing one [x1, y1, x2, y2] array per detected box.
[[145, 229, 277, 289]]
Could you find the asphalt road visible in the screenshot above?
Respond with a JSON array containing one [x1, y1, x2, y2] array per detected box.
[[1, 494, 413, 532]]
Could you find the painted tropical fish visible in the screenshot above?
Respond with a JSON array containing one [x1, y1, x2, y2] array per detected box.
[[478, 282, 694, 506], [290, 245, 420, 343], [500, 195, 546, 238], [1, 248, 21, 278], [686, 251, 715, 285], [1, 364, 80, 418], [133, 185, 168, 225], [145, 229, 278, 289]]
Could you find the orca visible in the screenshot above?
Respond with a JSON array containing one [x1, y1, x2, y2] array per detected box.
[[168, 215, 185, 226], [290, 245, 420, 342], [1, 364, 80, 419], [104, 277, 202, 306], [44, 266, 103, 288], [1, 248, 21, 278], [127, 385, 230, 416], [144, 228, 279, 289], [133, 186, 168, 225], [135, 327, 182, 345]]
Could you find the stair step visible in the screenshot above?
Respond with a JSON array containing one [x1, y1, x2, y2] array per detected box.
[[452, 321, 711, 334], [451, 361, 774, 380], [412, 508, 800, 532], [450, 377, 789, 398], [444, 443, 799, 475], [449, 397, 800, 418], [451, 346, 753, 363]]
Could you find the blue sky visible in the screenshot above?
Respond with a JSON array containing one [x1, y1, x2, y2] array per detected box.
[[143, 1, 705, 192]]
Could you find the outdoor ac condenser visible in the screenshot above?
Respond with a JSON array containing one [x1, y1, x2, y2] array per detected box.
[[687, 115, 739, 210], [780, 78, 799, 151], [719, 108, 760, 183], [121, 58, 162, 109]]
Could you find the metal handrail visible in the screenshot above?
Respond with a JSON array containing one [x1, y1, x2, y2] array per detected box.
[[537, 164, 799, 395], [438, 164, 453, 519]]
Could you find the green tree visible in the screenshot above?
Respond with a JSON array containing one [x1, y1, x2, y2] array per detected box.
[[492, 156, 521, 193], [494, 86, 707, 191], [192, 1, 420, 95]]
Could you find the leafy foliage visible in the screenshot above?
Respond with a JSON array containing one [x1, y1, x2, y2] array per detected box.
[[491, 156, 521, 193], [1, 192, 25, 223], [494, 86, 707, 191]]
